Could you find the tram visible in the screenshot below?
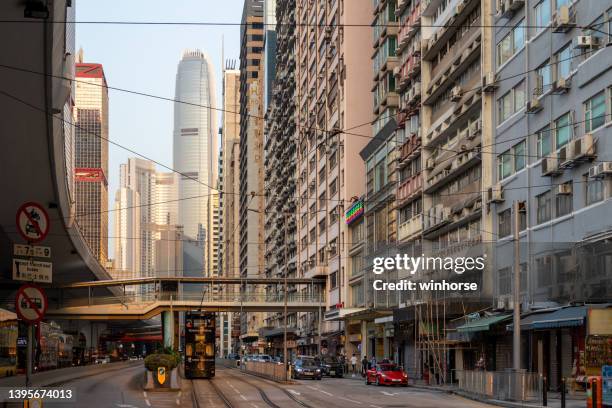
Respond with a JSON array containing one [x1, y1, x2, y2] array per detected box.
[[184, 311, 215, 379]]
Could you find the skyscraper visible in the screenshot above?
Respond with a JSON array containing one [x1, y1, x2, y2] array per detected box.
[[173, 49, 218, 276], [74, 50, 109, 264]]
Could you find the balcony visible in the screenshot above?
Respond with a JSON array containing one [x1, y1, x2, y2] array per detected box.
[[397, 8, 421, 51], [398, 214, 423, 241], [396, 174, 422, 204], [305, 264, 329, 279], [397, 54, 421, 92], [398, 132, 421, 165], [424, 150, 480, 193]]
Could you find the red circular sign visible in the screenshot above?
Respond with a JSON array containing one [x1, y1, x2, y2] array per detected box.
[[15, 284, 48, 323], [15, 202, 50, 243]]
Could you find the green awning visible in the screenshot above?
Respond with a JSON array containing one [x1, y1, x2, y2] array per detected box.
[[457, 314, 512, 333]]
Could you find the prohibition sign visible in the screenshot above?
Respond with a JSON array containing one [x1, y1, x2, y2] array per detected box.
[[16, 202, 50, 243], [15, 284, 48, 324]]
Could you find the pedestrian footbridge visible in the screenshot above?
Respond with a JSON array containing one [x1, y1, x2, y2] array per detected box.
[[46, 292, 325, 320]]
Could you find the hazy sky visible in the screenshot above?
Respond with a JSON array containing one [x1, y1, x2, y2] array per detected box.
[[76, 0, 244, 258]]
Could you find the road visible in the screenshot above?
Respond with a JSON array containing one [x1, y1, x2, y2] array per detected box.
[[13, 363, 496, 407]]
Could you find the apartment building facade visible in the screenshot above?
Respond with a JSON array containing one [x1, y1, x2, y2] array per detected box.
[[489, 0, 612, 387], [239, 0, 267, 346]]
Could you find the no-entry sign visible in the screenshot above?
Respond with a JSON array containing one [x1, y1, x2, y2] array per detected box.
[[15, 284, 48, 324], [16, 202, 50, 243]]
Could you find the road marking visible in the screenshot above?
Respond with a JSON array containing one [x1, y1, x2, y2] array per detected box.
[[370, 405, 384, 408], [381, 391, 399, 396], [116, 405, 138, 408], [339, 396, 362, 404], [144, 399, 151, 407], [176, 398, 180, 405], [143, 392, 148, 398], [240, 395, 248, 401], [289, 389, 301, 396], [251, 404, 259, 408]]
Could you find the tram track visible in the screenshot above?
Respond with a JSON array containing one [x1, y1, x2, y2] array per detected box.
[[191, 378, 233, 408], [221, 365, 314, 408]]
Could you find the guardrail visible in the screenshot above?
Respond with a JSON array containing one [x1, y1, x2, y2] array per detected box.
[[454, 369, 542, 403], [241, 361, 288, 383]]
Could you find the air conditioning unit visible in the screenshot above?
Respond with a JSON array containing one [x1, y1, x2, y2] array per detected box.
[[488, 184, 504, 203], [573, 133, 595, 160], [541, 157, 561, 176], [426, 157, 435, 170], [597, 161, 612, 175], [450, 85, 463, 102], [553, 77, 571, 93], [574, 35, 600, 49], [552, 6, 575, 33], [326, 242, 336, 252], [526, 97, 542, 113], [501, 0, 525, 17], [558, 145, 573, 168], [557, 183, 572, 195], [482, 72, 498, 93]]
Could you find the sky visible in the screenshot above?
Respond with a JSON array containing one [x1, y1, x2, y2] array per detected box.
[[76, 0, 244, 258]]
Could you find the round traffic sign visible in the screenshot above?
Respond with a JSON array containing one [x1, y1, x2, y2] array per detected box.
[[15, 284, 48, 323], [16, 202, 50, 243]]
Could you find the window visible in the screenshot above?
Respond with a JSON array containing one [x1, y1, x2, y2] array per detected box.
[[519, 201, 527, 231], [534, 0, 551, 29], [498, 82, 526, 123], [556, 45, 571, 80], [555, 112, 572, 148], [329, 271, 338, 290], [584, 91, 606, 132], [586, 176, 604, 205], [536, 61, 552, 94], [536, 125, 551, 159], [498, 267, 511, 295], [497, 20, 525, 66], [351, 254, 364, 277], [498, 209, 512, 237], [514, 140, 526, 171], [556, 181, 573, 217], [373, 147, 387, 193], [536, 190, 552, 223], [497, 140, 526, 180]]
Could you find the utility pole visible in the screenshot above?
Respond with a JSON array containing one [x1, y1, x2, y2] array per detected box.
[[283, 211, 288, 380], [512, 200, 521, 370]]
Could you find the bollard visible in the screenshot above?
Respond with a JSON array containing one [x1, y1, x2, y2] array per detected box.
[[542, 376, 547, 406], [592, 377, 598, 408], [560, 377, 566, 408]]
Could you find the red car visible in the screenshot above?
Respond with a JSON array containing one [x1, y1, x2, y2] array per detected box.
[[365, 363, 408, 386]]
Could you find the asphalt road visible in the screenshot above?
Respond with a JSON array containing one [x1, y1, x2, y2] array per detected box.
[[7, 363, 497, 407]]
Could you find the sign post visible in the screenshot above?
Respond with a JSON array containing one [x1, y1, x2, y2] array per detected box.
[[15, 284, 48, 387]]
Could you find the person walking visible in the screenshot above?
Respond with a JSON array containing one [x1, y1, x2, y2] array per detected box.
[[361, 355, 368, 377], [350, 353, 357, 377]]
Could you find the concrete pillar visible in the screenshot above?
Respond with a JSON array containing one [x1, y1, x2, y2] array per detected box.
[[360, 320, 368, 364], [227, 312, 232, 353], [220, 313, 225, 357], [162, 311, 179, 350]]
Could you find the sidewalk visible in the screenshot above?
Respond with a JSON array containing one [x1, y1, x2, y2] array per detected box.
[[341, 373, 586, 408]]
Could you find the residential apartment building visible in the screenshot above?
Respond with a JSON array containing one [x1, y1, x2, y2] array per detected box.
[[112, 187, 141, 292], [293, 0, 373, 356], [489, 0, 612, 388], [74, 52, 109, 264], [263, 0, 298, 357], [239, 0, 267, 348]]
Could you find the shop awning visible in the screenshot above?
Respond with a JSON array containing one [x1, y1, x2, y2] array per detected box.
[[507, 306, 587, 331], [457, 314, 511, 333]]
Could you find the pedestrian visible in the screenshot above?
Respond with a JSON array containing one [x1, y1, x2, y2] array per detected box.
[[370, 355, 377, 369], [361, 355, 368, 377], [351, 353, 357, 376]]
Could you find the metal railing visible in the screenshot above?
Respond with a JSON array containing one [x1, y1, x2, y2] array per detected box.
[[241, 361, 288, 383], [454, 369, 543, 403]]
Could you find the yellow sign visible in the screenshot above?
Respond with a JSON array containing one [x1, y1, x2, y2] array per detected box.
[[588, 308, 612, 336], [157, 366, 166, 385]]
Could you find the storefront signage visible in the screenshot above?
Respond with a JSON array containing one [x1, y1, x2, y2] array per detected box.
[[345, 200, 364, 225]]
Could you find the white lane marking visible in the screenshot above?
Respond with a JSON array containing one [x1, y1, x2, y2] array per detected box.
[[370, 405, 384, 408], [240, 395, 248, 401], [381, 391, 399, 396], [339, 396, 362, 404], [251, 404, 259, 408], [306, 386, 318, 391], [178, 391, 182, 398], [176, 398, 180, 405], [318, 389, 334, 397], [289, 389, 301, 396], [144, 399, 151, 407], [116, 405, 138, 408], [143, 392, 148, 398]]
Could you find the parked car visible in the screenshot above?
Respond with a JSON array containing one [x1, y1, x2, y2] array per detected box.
[[365, 363, 408, 386], [94, 356, 110, 364], [254, 354, 272, 362], [291, 356, 322, 380], [317, 356, 344, 378], [128, 356, 139, 361]]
